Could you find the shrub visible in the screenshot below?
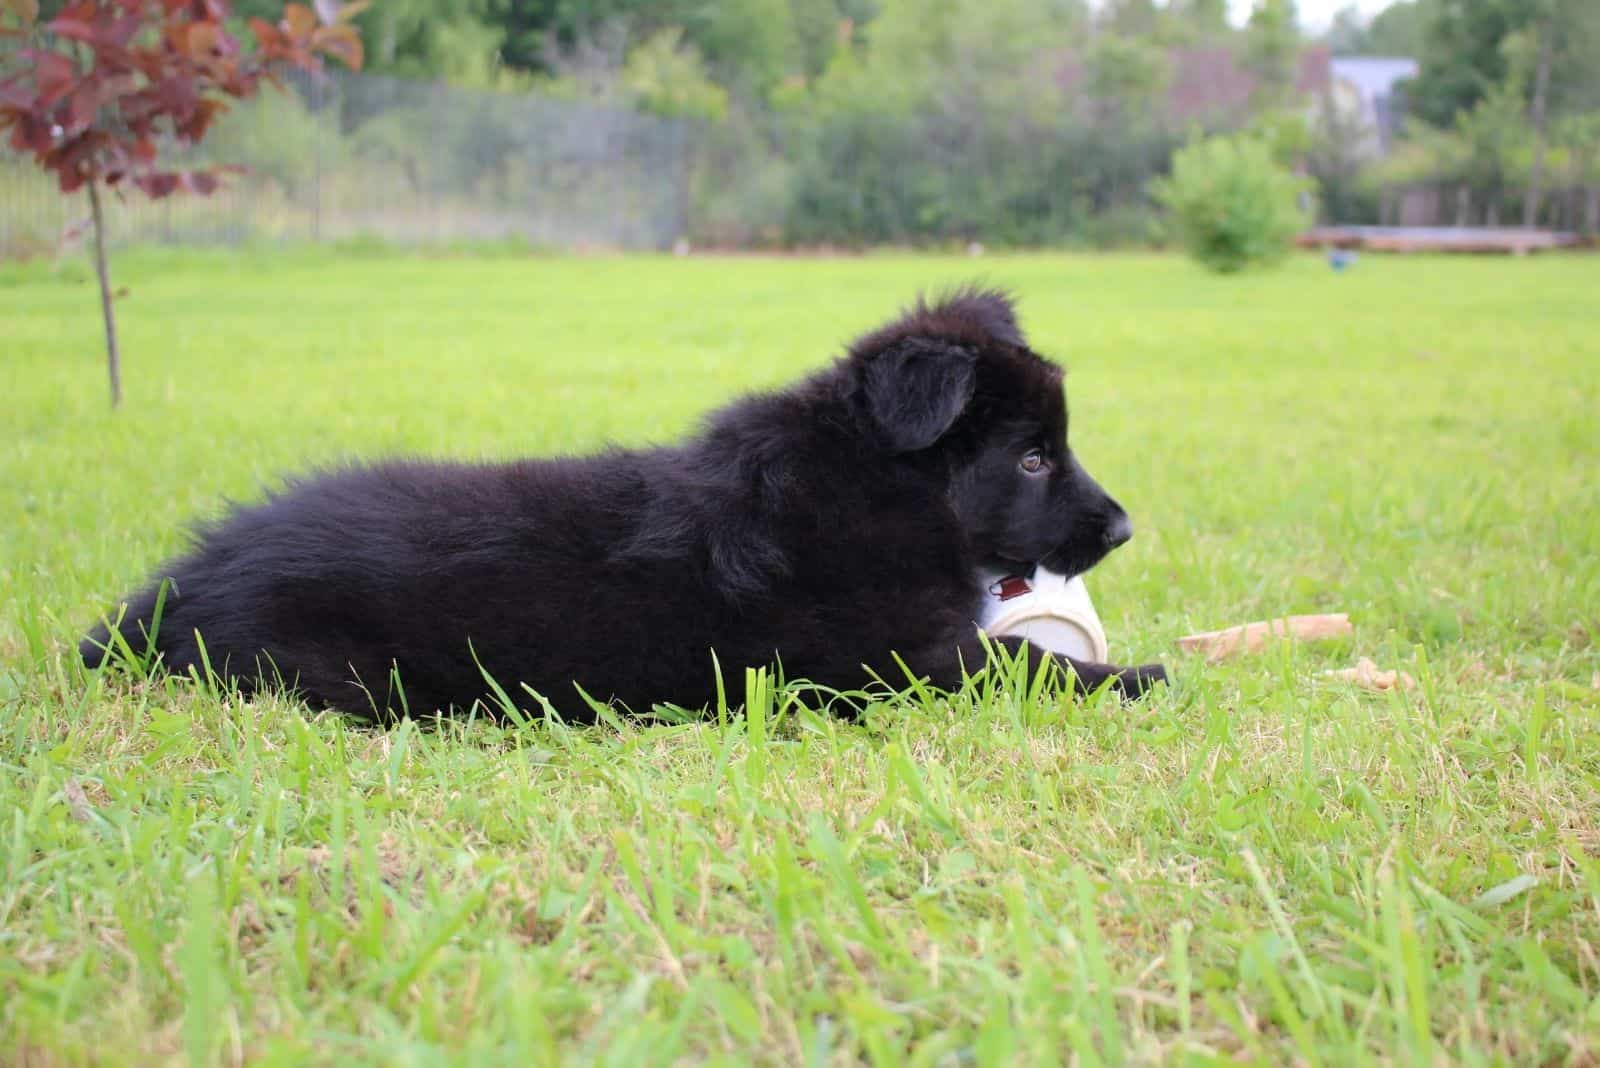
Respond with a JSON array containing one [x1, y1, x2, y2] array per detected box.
[[1153, 133, 1313, 273]]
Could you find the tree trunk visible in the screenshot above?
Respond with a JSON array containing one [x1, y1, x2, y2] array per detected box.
[[1587, 185, 1600, 235], [87, 178, 122, 409], [1523, 18, 1554, 230]]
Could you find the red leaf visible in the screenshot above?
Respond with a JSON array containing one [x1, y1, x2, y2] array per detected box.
[[186, 170, 218, 194], [12, 111, 50, 153], [47, 17, 96, 43], [105, 11, 142, 49], [0, 78, 34, 108], [65, 84, 99, 131], [134, 172, 180, 198], [34, 51, 76, 107], [50, 129, 107, 180], [117, 90, 159, 126], [174, 96, 227, 141], [312, 23, 362, 71], [249, 16, 283, 52], [184, 20, 221, 60], [281, 3, 315, 42], [54, 0, 98, 20]]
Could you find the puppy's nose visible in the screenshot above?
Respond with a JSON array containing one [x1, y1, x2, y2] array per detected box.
[[1103, 513, 1134, 549]]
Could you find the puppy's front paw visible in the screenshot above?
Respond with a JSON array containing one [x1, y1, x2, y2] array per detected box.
[[1112, 663, 1169, 700]]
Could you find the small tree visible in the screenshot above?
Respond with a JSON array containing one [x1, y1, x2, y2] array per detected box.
[[0, 0, 364, 407], [1153, 132, 1312, 273]]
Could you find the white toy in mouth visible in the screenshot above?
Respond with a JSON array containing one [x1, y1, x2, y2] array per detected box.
[[976, 565, 1109, 662]]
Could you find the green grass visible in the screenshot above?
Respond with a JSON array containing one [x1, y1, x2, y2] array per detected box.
[[3, 246, 1599, 1065]]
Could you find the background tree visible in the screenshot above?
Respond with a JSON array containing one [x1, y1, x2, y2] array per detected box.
[[1552, 112, 1600, 232], [1166, 0, 1231, 44], [1512, 0, 1600, 226], [1452, 76, 1528, 225], [1398, 0, 1599, 224], [1323, 1, 1428, 55], [1098, 0, 1161, 38], [1083, 31, 1169, 127], [622, 27, 728, 120], [1406, 0, 1524, 127], [1324, 5, 1369, 53], [1242, 0, 1301, 112], [1364, 0, 1429, 54], [1306, 76, 1373, 221], [0, 0, 363, 407]]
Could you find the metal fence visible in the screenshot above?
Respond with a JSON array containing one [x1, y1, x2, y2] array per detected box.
[[6, 62, 1594, 258], [1, 70, 696, 258], [1, 66, 1196, 257]]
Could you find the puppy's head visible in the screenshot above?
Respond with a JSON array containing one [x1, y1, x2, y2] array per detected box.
[[849, 287, 1132, 577]]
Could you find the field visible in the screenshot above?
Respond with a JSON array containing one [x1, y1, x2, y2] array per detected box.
[[2, 247, 1598, 1065]]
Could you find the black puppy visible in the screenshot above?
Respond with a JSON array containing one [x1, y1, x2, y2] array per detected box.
[[82, 289, 1167, 720]]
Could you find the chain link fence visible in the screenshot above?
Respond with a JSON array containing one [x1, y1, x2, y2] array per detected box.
[[2, 65, 1201, 258], [8, 59, 1592, 258], [1, 70, 697, 258]]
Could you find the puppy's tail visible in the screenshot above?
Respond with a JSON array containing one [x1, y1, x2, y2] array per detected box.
[[80, 580, 172, 671]]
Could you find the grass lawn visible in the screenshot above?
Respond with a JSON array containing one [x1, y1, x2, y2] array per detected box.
[[2, 246, 1599, 1065]]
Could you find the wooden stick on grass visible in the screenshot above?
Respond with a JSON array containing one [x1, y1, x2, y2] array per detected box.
[[1177, 614, 1353, 662]]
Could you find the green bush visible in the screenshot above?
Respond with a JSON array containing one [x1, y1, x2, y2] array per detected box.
[[1153, 133, 1312, 272]]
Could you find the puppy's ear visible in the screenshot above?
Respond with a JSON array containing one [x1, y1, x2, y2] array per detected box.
[[861, 338, 977, 453]]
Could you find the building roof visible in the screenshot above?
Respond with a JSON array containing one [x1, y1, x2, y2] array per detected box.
[[1328, 56, 1420, 103]]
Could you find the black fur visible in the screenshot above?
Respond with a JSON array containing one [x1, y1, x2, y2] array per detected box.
[[81, 289, 1168, 721]]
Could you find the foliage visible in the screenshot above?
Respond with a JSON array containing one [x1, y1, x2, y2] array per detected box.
[[685, 0, 796, 98], [1083, 32, 1170, 125], [1373, 119, 1470, 185], [197, 84, 333, 196], [1164, 0, 1231, 43], [1306, 79, 1376, 222], [1325, 0, 1428, 55], [1406, 0, 1523, 128], [773, 0, 1175, 246], [1553, 111, 1600, 184], [1365, 0, 1429, 54], [1374, 0, 1600, 226], [1247, 106, 1312, 166], [1400, 0, 1600, 129], [1453, 77, 1531, 207], [622, 28, 727, 122], [2, 249, 1598, 1062], [349, 0, 504, 85], [1153, 131, 1312, 272], [1242, 0, 1300, 111]]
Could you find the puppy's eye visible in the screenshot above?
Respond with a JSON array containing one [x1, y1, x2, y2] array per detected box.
[[1019, 449, 1049, 474]]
